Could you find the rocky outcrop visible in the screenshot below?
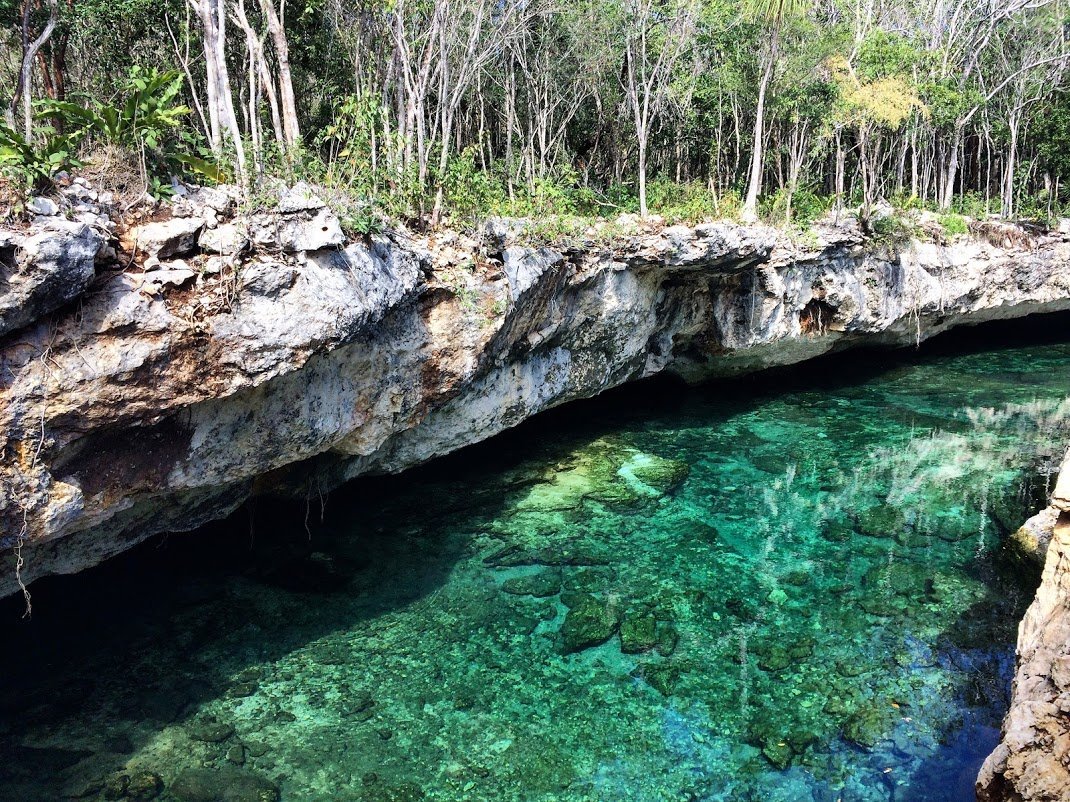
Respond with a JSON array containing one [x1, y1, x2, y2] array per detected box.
[[978, 452, 1070, 801], [0, 220, 102, 337], [3, 189, 1070, 600]]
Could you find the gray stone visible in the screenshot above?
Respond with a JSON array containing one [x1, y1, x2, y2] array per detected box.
[[125, 216, 204, 259], [27, 196, 59, 216], [0, 219, 101, 336], [141, 263, 197, 292], [188, 185, 239, 214], [277, 181, 326, 213], [240, 261, 296, 297], [250, 207, 344, 252], [200, 222, 249, 256]]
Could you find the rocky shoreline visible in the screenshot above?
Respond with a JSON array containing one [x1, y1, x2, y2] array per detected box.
[[978, 449, 1070, 800]]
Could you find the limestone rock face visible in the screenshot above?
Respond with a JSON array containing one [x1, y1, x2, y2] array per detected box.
[[0, 219, 102, 337], [123, 216, 205, 259], [978, 449, 1070, 802], [199, 222, 248, 256], [3, 199, 1070, 609]]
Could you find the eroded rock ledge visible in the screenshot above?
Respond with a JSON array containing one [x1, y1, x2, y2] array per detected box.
[[2, 185, 1070, 601], [978, 451, 1070, 801]]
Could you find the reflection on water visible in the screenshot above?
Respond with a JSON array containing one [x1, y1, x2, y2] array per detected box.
[[3, 334, 1070, 802]]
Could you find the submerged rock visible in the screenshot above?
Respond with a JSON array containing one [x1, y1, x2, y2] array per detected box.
[[170, 767, 279, 802], [559, 594, 622, 653], [360, 782, 425, 802], [188, 719, 235, 743], [842, 706, 896, 750], [619, 610, 658, 653], [632, 661, 683, 696], [761, 739, 794, 770], [623, 453, 691, 495], [127, 772, 164, 801], [862, 561, 933, 598], [856, 504, 908, 539], [501, 570, 562, 598], [655, 622, 680, 656]]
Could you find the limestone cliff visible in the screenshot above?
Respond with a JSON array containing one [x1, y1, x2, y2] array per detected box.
[[2, 183, 1070, 602], [978, 451, 1070, 801]]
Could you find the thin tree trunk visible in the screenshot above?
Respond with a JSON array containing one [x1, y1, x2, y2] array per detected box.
[[940, 125, 964, 210], [9, 0, 59, 138], [742, 45, 775, 222], [258, 0, 301, 149]]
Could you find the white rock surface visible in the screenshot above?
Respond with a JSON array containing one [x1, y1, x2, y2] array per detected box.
[[199, 222, 248, 256], [124, 216, 204, 259], [27, 196, 59, 216]]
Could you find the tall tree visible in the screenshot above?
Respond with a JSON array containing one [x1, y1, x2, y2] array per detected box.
[[740, 0, 809, 222], [620, 0, 697, 218]]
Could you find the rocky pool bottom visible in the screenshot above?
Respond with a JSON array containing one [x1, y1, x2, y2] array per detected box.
[[5, 323, 1070, 802]]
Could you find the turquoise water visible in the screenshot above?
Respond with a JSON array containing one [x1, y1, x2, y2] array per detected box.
[[3, 329, 1070, 802]]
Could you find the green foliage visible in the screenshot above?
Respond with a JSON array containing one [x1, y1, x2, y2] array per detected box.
[[1035, 94, 1070, 180], [855, 30, 923, 81], [6, 0, 1064, 229], [38, 67, 220, 192], [867, 212, 915, 245], [937, 213, 968, 236], [951, 191, 993, 219], [644, 179, 720, 223], [42, 68, 190, 148], [339, 204, 386, 238], [442, 146, 509, 223], [0, 125, 80, 191], [514, 216, 590, 248], [765, 188, 831, 228]]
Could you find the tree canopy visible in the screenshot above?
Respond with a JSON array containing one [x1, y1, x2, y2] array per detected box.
[[2, 0, 1069, 225]]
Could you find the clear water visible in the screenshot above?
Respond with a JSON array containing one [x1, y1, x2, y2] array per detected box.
[[3, 328, 1070, 802]]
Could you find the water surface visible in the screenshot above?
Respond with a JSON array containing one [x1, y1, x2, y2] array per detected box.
[[3, 325, 1070, 802]]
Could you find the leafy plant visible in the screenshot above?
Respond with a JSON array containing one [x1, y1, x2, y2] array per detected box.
[[937, 213, 968, 236], [341, 205, 385, 238], [867, 212, 915, 245], [0, 124, 80, 191], [38, 67, 220, 194], [41, 67, 190, 148]]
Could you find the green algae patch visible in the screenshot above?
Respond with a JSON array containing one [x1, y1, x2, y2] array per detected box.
[[619, 610, 658, 653], [516, 437, 690, 512]]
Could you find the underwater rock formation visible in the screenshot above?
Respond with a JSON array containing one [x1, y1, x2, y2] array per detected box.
[[977, 449, 1070, 801], [2, 185, 1070, 601]]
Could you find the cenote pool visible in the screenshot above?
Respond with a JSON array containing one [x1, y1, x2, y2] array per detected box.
[[4, 324, 1070, 802]]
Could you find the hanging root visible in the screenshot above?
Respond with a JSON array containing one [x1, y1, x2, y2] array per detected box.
[[8, 333, 57, 620], [12, 504, 32, 619]]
